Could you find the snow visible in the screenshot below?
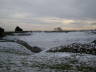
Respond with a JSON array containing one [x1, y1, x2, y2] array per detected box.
[[3, 31, 96, 49], [0, 31, 96, 72], [0, 42, 33, 55]]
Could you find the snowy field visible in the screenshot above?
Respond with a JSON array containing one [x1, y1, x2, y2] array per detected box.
[[0, 31, 96, 72], [3, 31, 96, 49]]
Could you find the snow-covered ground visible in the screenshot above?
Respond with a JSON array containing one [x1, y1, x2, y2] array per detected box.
[[0, 31, 96, 72], [3, 31, 96, 49]]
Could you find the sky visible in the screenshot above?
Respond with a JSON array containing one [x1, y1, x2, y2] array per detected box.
[[0, 0, 96, 31]]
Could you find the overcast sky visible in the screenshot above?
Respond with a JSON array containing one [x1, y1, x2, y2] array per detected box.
[[0, 0, 96, 31]]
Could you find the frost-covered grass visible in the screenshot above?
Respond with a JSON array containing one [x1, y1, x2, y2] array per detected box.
[[0, 31, 96, 72], [47, 43, 96, 55], [26, 52, 96, 71], [0, 42, 33, 55], [0, 51, 96, 72]]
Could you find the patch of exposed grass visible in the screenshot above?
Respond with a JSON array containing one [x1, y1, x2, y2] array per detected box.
[[1, 39, 42, 53], [76, 66, 96, 72], [0, 49, 30, 55], [29, 61, 96, 72], [30, 63, 73, 70], [47, 43, 96, 55], [49, 64, 73, 70]]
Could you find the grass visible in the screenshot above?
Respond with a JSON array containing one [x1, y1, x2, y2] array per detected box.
[[47, 43, 96, 55], [49, 64, 73, 70], [0, 49, 31, 55], [30, 63, 73, 70], [0, 39, 42, 53], [76, 66, 96, 72], [29, 62, 96, 72]]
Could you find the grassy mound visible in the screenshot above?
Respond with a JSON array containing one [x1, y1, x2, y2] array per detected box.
[[47, 43, 96, 55]]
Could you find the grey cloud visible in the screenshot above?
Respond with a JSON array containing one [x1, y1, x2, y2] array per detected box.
[[1, 0, 96, 19], [0, 0, 96, 31], [0, 0, 96, 19]]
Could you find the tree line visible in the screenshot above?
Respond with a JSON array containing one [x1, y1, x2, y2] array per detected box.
[[0, 26, 23, 37]]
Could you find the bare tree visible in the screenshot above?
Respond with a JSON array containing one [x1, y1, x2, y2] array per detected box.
[[15, 26, 23, 32], [54, 27, 63, 31], [0, 27, 5, 37]]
